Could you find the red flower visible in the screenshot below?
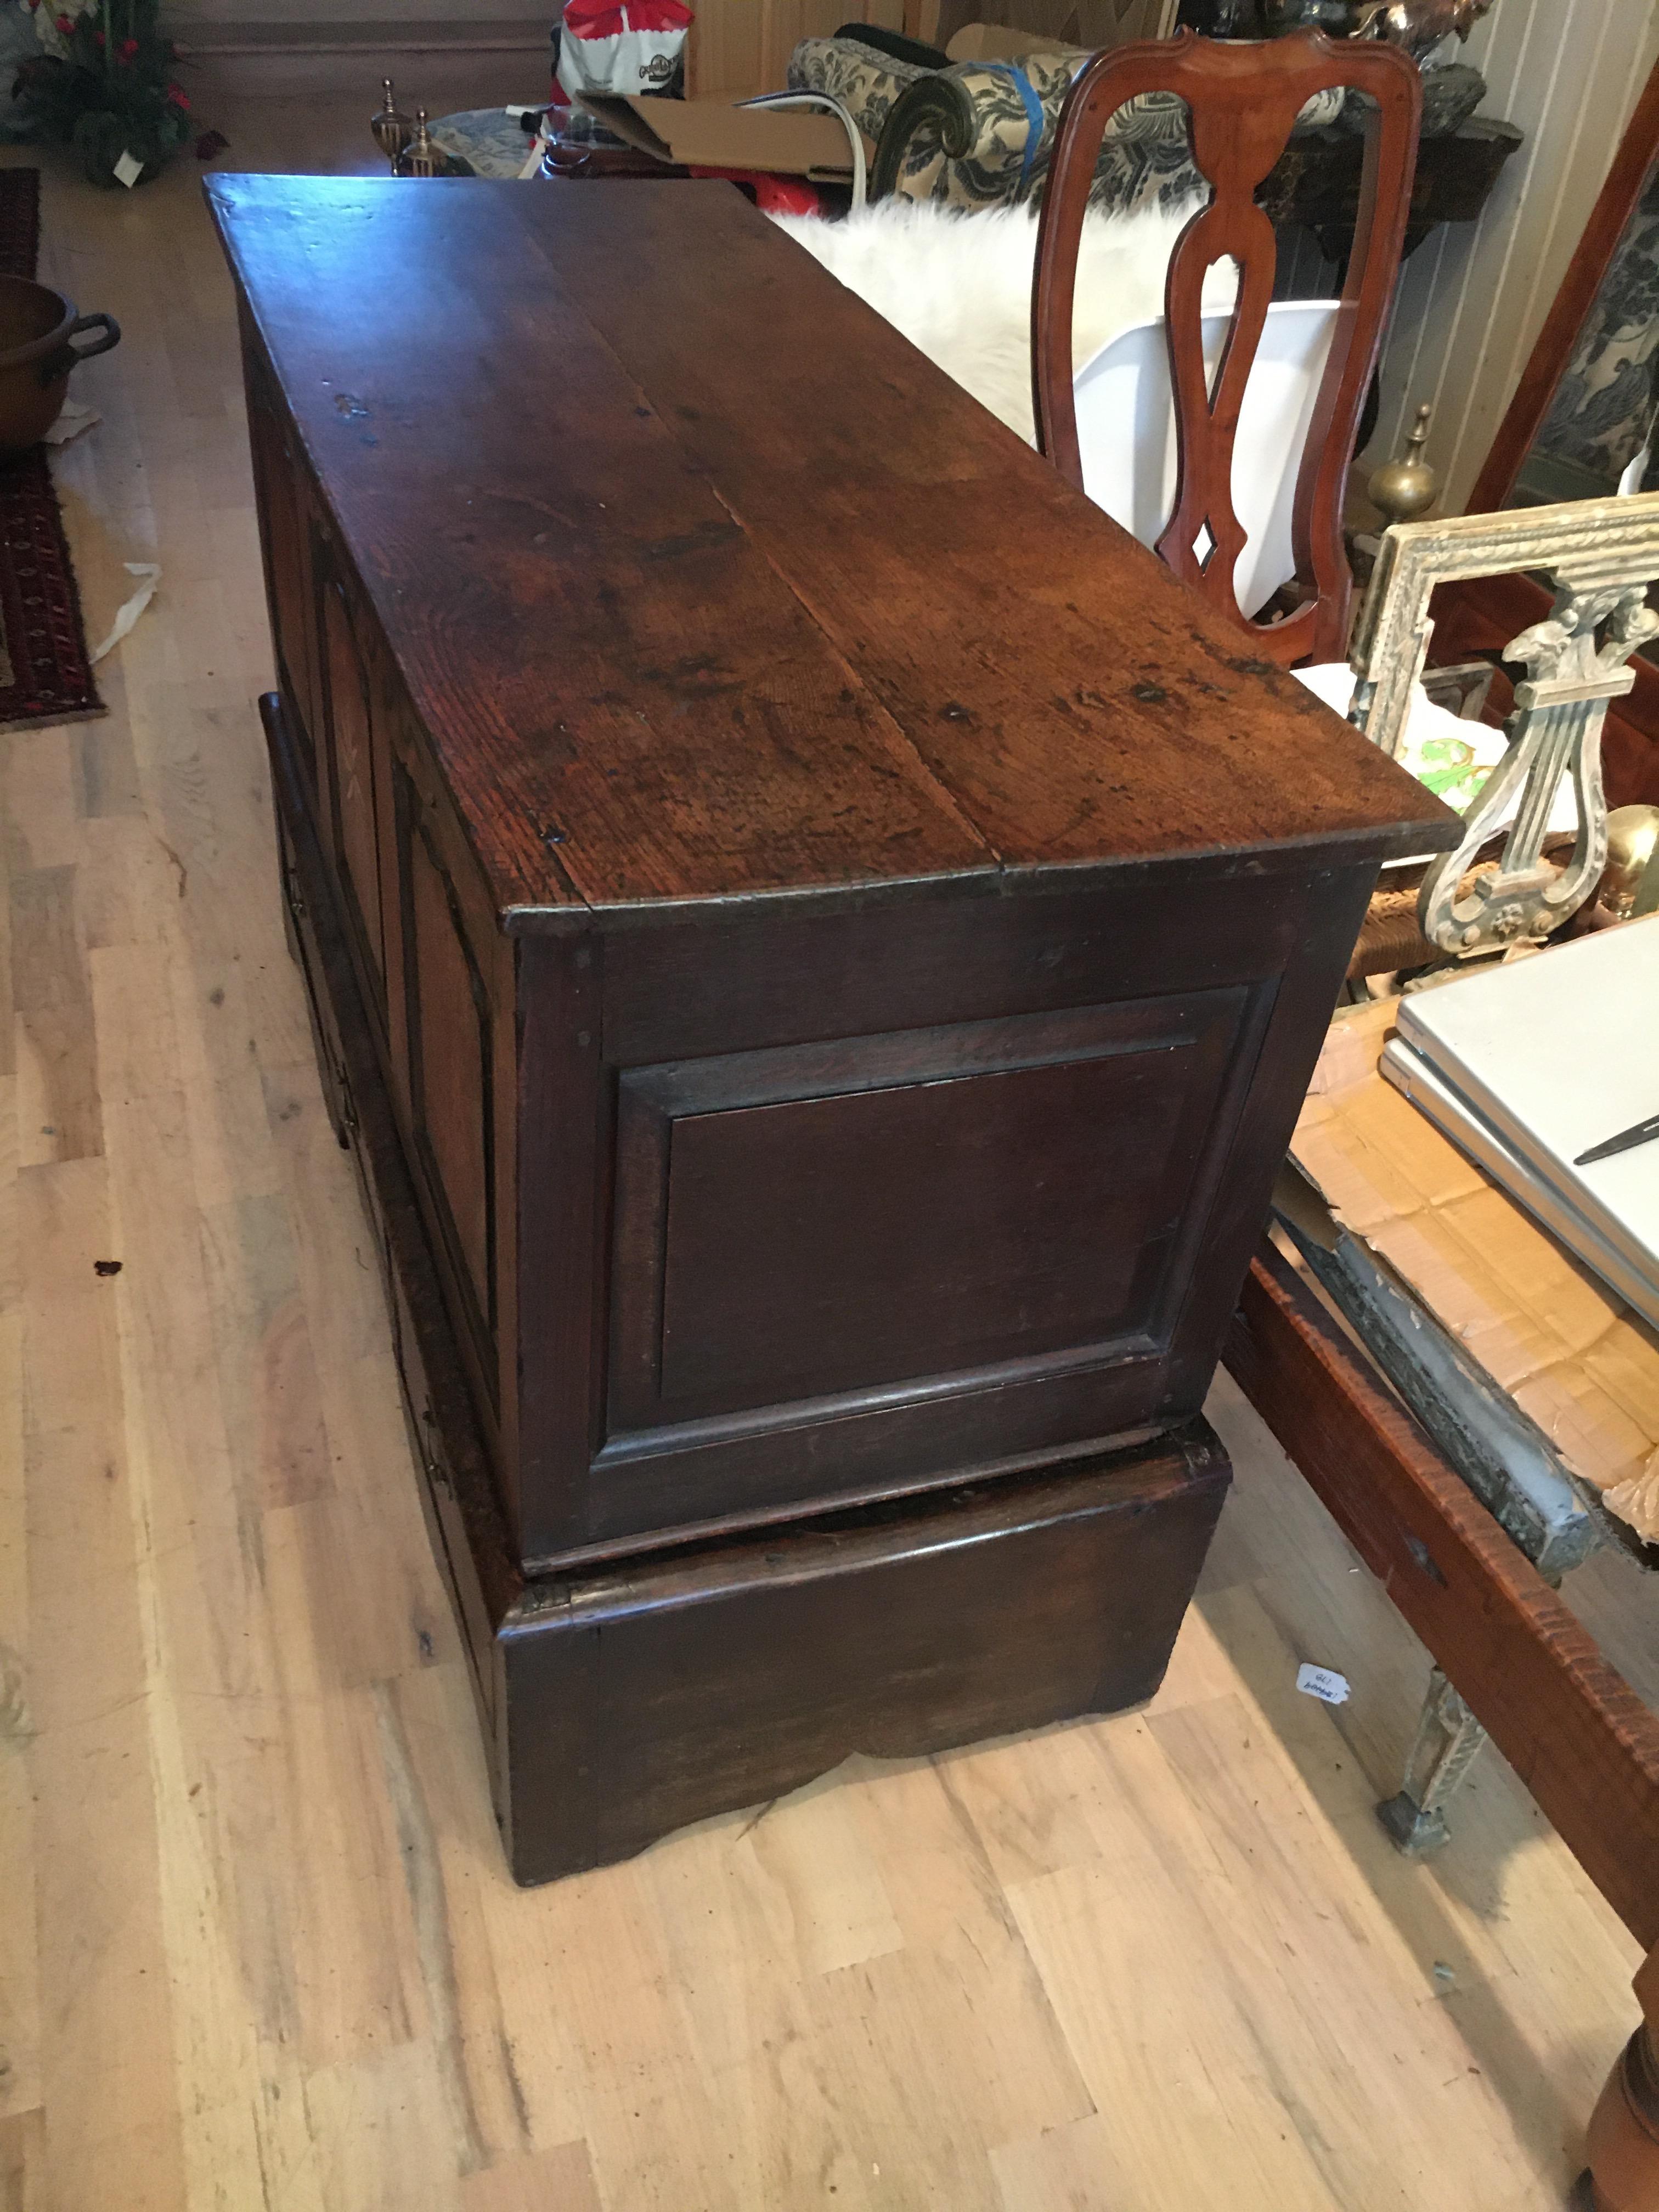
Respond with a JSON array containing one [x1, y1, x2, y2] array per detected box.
[[93, 27, 104, 44], [167, 84, 189, 108], [53, 13, 73, 31], [120, 35, 138, 57]]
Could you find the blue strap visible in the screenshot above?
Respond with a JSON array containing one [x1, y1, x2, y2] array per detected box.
[[978, 62, 1046, 189]]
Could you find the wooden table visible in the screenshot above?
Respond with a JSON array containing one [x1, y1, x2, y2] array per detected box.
[[208, 172, 1449, 1886], [1224, 1004, 1659, 2210]]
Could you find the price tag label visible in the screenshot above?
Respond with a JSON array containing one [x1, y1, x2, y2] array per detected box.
[[1296, 1662, 1351, 1706], [113, 150, 144, 189]]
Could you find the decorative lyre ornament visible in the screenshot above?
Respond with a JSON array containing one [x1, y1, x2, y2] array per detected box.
[[1346, 493, 1659, 961], [371, 77, 414, 165]]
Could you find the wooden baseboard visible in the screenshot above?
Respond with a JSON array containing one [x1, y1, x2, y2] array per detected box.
[[173, 17, 549, 101]]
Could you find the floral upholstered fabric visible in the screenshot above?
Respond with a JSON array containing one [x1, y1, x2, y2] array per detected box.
[[789, 34, 1343, 214], [1532, 166, 1659, 495], [426, 109, 538, 178], [786, 37, 935, 141]]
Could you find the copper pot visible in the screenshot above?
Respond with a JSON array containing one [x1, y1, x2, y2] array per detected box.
[[0, 275, 120, 458]]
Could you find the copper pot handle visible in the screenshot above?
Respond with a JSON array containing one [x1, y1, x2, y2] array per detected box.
[[42, 311, 121, 385]]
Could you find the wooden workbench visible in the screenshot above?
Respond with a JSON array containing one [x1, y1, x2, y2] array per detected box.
[[1226, 1003, 1659, 2210]]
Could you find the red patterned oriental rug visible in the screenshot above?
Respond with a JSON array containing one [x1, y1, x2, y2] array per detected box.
[[0, 167, 103, 732]]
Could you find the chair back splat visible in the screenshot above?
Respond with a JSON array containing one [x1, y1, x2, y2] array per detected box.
[[1032, 28, 1421, 666]]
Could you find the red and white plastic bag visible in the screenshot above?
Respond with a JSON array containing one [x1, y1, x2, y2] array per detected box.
[[555, 1, 693, 100]]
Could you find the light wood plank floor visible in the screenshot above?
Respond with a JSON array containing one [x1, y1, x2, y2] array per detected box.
[[4, 97, 1657, 2211]]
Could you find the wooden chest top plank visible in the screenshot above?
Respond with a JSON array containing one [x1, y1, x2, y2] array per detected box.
[[207, 174, 1454, 923]]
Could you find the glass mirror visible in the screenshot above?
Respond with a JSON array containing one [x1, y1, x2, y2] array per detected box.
[[1510, 163, 1659, 507], [1468, 54, 1659, 516], [1431, 52, 1659, 808]]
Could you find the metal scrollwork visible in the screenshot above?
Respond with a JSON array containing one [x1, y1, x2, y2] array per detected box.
[[1346, 491, 1659, 963], [1418, 580, 1659, 958]]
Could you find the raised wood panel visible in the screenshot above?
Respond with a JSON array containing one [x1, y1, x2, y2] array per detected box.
[[611, 993, 1246, 1432], [405, 796, 495, 1347], [321, 577, 385, 996], [244, 351, 319, 785]]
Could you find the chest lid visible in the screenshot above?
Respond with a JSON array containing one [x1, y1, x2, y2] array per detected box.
[[209, 174, 1455, 926]]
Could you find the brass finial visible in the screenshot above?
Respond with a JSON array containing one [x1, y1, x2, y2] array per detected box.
[[395, 109, 442, 179], [1603, 805, 1659, 919], [371, 77, 413, 166], [1368, 403, 1439, 527]]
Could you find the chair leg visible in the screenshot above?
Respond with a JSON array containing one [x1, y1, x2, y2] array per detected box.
[[1377, 1667, 1488, 1856], [1586, 2025, 1659, 2211]]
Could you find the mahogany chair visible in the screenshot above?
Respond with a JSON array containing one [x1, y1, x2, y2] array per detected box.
[[1031, 27, 1423, 667]]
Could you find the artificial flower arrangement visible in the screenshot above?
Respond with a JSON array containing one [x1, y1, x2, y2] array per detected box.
[[15, 0, 192, 185]]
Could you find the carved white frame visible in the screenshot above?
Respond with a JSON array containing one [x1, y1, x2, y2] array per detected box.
[[1346, 492, 1659, 958]]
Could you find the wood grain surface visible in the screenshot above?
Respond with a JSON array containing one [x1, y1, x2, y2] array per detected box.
[[206, 172, 1454, 924], [1226, 1240, 1659, 1954], [1033, 28, 1420, 667], [2, 97, 1650, 2212]]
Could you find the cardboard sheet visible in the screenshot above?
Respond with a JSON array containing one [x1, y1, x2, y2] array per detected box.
[[945, 5, 1177, 58], [1291, 998, 1659, 1542], [945, 23, 1081, 58], [575, 95, 868, 179]]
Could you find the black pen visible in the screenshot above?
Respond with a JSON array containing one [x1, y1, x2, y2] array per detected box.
[[1575, 1114, 1659, 1167]]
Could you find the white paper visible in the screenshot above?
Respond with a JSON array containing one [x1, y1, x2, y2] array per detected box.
[[44, 397, 99, 446], [1295, 1662, 1351, 1706], [90, 561, 161, 664], [1395, 918, 1659, 1297], [112, 149, 143, 189]]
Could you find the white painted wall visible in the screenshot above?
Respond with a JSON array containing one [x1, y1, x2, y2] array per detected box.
[[1370, 0, 1659, 511]]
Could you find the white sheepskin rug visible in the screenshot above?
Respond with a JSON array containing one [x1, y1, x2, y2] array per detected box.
[[770, 196, 1234, 447]]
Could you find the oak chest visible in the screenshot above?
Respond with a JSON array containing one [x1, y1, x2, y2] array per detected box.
[[210, 173, 1453, 1882]]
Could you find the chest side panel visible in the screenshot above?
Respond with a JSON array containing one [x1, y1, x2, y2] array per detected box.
[[612, 990, 1248, 1429], [514, 864, 1370, 1564], [242, 337, 323, 789]]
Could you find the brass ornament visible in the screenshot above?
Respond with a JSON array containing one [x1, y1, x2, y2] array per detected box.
[[371, 77, 414, 167], [394, 110, 442, 180], [1352, 0, 1494, 58], [1368, 403, 1439, 527], [1604, 804, 1659, 920]]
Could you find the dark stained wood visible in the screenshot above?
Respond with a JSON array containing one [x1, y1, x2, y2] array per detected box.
[[501, 1422, 1232, 1887], [267, 679, 1231, 1884], [407, 810, 494, 1331], [1256, 115, 1521, 250], [222, 179, 1455, 1878], [321, 572, 386, 989], [1465, 50, 1659, 522], [207, 172, 1452, 918], [1224, 1238, 1659, 1957], [1032, 28, 1421, 669], [622, 993, 1242, 1419], [262, 691, 523, 1705]]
